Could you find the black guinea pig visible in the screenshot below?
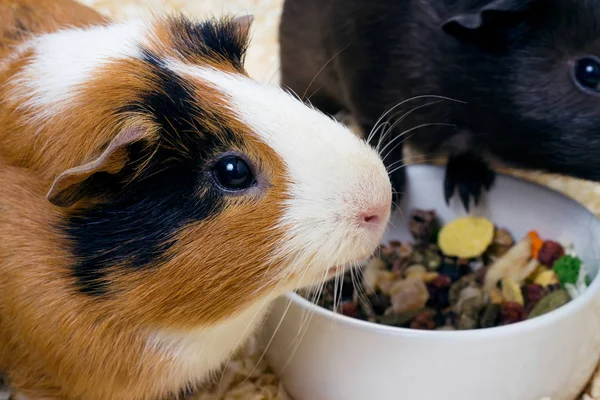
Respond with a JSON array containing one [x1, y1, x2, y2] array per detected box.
[[279, 0, 600, 209]]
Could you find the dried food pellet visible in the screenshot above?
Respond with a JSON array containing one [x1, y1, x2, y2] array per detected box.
[[424, 248, 442, 270], [456, 287, 486, 314], [378, 309, 421, 327], [486, 287, 504, 304], [480, 304, 501, 328], [499, 302, 526, 325], [439, 263, 462, 282], [448, 275, 475, 305], [524, 284, 546, 312], [398, 242, 414, 259], [358, 297, 377, 322], [340, 301, 361, 319], [390, 277, 430, 314], [341, 272, 354, 300], [392, 258, 408, 275], [389, 240, 402, 248], [405, 265, 427, 279], [488, 228, 515, 258], [438, 216, 494, 258], [528, 289, 570, 319], [409, 209, 438, 244], [529, 231, 544, 259], [501, 278, 525, 306], [367, 293, 391, 315], [300, 208, 591, 331], [426, 275, 452, 309], [474, 266, 488, 285], [537, 241, 565, 267], [534, 269, 560, 287], [410, 309, 437, 330], [456, 306, 480, 330], [553, 255, 582, 286]]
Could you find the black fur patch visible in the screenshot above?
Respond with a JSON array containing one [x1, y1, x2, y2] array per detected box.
[[66, 49, 241, 295], [167, 16, 249, 71]]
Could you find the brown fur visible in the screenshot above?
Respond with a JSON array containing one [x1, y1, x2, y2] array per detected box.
[[0, 1, 294, 399]]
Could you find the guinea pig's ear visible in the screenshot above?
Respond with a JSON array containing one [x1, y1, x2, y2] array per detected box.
[[47, 127, 148, 208], [230, 14, 254, 44], [441, 0, 532, 43]]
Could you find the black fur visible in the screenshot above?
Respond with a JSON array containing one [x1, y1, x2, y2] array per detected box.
[[168, 15, 249, 71], [66, 48, 241, 296], [280, 0, 600, 209]]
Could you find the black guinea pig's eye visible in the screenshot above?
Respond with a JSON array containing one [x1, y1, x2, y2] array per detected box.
[[574, 57, 600, 92], [212, 156, 256, 191]]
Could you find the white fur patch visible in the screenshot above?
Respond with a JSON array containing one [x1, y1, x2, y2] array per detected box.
[[149, 298, 271, 390], [168, 61, 392, 287], [6, 21, 147, 114]]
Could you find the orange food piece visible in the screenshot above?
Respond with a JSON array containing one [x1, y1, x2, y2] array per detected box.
[[528, 230, 543, 259]]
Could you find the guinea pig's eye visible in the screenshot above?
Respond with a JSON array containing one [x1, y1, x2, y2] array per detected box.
[[573, 57, 600, 92], [212, 156, 256, 191]]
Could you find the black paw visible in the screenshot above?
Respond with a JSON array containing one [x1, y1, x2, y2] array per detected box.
[[444, 153, 495, 211]]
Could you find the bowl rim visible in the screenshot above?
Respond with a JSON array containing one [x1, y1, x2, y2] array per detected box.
[[282, 164, 600, 339]]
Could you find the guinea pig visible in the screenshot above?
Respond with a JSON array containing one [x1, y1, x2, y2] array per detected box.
[[0, 1, 392, 399], [279, 0, 600, 210]]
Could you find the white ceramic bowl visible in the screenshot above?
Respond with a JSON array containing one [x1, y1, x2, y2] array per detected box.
[[264, 164, 600, 400]]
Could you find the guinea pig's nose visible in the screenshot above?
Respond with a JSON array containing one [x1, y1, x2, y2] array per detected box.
[[358, 203, 390, 230]]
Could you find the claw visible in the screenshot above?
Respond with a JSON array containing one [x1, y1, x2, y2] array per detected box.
[[484, 169, 496, 190], [471, 183, 481, 206], [459, 183, 471, 212], [444, 169, 456, 205]]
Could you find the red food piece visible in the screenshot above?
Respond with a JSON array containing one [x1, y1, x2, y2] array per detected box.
[[524, 284, 546, 312], [537, 241, 565, 267], [499, 302, 526, 325], [430, 275, 452, 289], [409, 309, 437, 330], [340, 301, 361, 319]]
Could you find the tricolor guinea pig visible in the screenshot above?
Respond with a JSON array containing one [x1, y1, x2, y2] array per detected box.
[[0, 1, 392, 399], [280, 0, 600, 210]]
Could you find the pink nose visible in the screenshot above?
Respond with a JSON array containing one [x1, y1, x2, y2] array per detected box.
[[358, 203, 389, 230]]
